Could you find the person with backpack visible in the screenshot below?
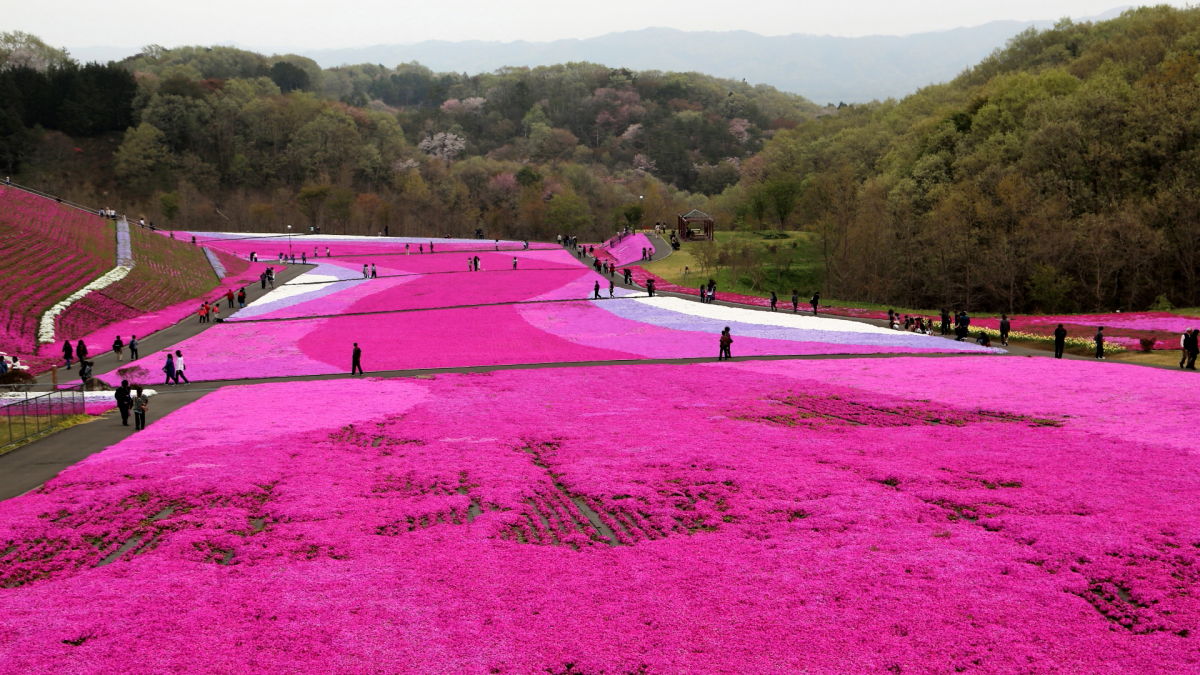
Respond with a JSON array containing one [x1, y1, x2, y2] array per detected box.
[[112, 336, 124, 361]]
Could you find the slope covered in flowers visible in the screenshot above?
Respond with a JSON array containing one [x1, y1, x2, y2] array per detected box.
[[1, 358, 1197, 671], [0, 187, 114, 356]]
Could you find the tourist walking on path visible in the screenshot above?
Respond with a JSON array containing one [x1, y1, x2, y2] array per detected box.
[[226, 289, 235, 309], [129, 335, 139, 361], [707, 280, 716, 303], [810, 291, 821, 316], [770, 291, 778, 312], [513, 257, 518, 270], [62, 340, 73, 370], [112, 336, 124, 361], [718, 327, 733, 360], [133, 387, 149, 430], [371, 264, 377, 278], [197, 303, 207, 324], [594, 281, 602, 299], [351, 343, 363, 375], [940, 308, 951, 336], [75, 340, 87, 364], [237, 288, 247, 308], [1053, 324, 1067, 358], [791, 290, 799, 313], [1094, 327, 1105, 359], [1182, 330, 1191, 368], [699, 284, 707, 303], [647, 278, 656, 297], [174, 350, 190, 384], [362, 264, 369, 278], [609, 280, 615, 298], [163, 353, 177, 385], [115, 380, 132, 426], [999, 314, 1011, 346], [1184, 329, 1199, 369]]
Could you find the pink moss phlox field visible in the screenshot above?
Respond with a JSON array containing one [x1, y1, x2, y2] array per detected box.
[[0, 187, 113, 359], [975, 312, 1200, 349], [2, 359, 1199, 671], [596, 232, 653, 266], [177, 231, 557, 259]]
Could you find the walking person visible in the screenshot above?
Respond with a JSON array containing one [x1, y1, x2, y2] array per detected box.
[[75, 339, 88, 365], [1186, 329, 1199, 370], [810, 291, 821, 316], [115, 380, 133, 427], [609, 280, 615, 298], [699, 283, 707, 303], [770, 291, 778, 312], [174, 350, 190, 384], [1053, 324, 1067, 359], [362, 264, 369, 279], [718, 327, 733, 361], [513, 257, 518, 270], [1094, 327, 1105, 359], [791, 290, 799, 313], [133, 387, 149, 431], [999, 314, 1011, 347], [647, 278, 656, 297], [1182, 329, 1191, 368], [198, 303, 207, 324], [707, 280, 716, 303], [129, 335, 139, 361], [237, 288, 247, 308], [371, 263, 377, 278], [163, 352, 177, 385], [112, 335, 124, 361], [351, 342, 364, 375], [593, 281, 602, 299], [62, 340, 73, 370], [940, 308, 951, 336], [226, 288, 235, 309]]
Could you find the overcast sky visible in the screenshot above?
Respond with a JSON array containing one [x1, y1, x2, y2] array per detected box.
[[1, 1, 1184, 49]]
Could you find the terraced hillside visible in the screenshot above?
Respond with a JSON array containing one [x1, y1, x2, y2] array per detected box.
[[0, 187, 114, 356]]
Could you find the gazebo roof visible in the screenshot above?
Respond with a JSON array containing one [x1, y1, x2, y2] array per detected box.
[[679, 209, 713, 222]]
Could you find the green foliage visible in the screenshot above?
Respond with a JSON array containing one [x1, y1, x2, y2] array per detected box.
[[269, 61, 310, 93], [732, 5, 1200, 311]]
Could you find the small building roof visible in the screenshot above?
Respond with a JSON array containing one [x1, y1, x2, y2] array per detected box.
[[679, 209, 713, 221]]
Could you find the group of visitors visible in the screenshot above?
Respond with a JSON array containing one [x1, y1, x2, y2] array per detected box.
[[196, 300, 222, 323], [466, 256, 482, 272], [161, 350, 190, 384], [259, 267, 275, 289], [641, 247, 653, 261], [113, 380, 149, 430], [698, 279, 718, 304], [362, 263, 378, 278]]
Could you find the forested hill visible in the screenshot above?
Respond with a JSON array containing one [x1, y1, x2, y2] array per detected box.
[[727, 5, 1200, 312], [0, 31, 821, 244]]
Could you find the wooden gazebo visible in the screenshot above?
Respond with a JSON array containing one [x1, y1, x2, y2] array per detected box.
[[677, 209, 715, 241]]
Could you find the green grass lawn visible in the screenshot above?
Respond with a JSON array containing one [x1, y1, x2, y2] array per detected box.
[[645, 230, 824, 298]]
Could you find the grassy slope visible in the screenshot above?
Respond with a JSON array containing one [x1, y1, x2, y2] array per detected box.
[[643, 230, 824, 298]]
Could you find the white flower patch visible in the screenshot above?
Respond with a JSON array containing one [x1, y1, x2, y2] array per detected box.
[[630, 296, 902, 335], [38, 265, 133, 343]]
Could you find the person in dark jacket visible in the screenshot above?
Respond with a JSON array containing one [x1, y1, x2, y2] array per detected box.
[[940, 308, 951, 336], [1185, 329, 1199, 370], [1053, 324, 1067, 359], [1094, 327, 1105, 359], [129, 335, 139, 360], [62, 340, 73, 370], [810, 291, 820, 315], [999, 314, 1011, 346], [791, 290, 799, 313], [114, 380, 133, 426], [770, 291, 778, 312], [163, 353, 177, 384], [112, 336, 124, 361], [718, 327, 733, 360], [75, 340, 88, 363], [351, 342, 363, 375]]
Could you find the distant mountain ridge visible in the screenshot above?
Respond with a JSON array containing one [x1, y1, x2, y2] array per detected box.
[[67, 7, 1129, 104]]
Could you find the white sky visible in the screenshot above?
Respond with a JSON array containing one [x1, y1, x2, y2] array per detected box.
[[0, 1, 1185, 49]]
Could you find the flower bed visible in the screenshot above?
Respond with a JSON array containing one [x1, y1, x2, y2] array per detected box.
[[0, 187, 115, 356], [100, 294, 996, 383], [175, 231, 557, 260], [974, 312, 1200, 350], [1, 358, 1198, 670], [596, 232, 654, 266]]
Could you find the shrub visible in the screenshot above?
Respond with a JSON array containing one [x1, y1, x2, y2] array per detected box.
[[1139, 337, 1157, 353]]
